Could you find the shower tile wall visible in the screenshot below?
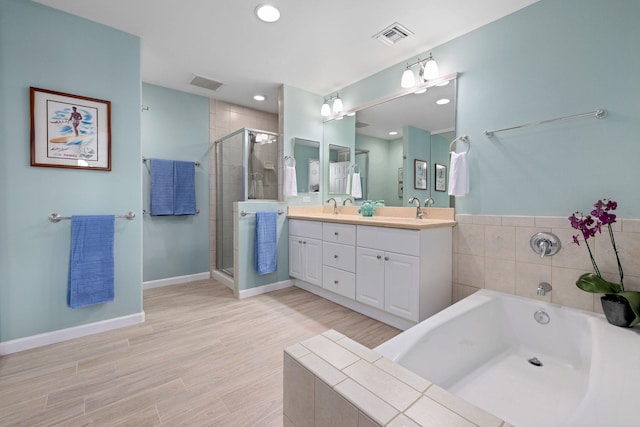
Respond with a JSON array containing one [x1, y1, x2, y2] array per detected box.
[[208, 99, 278, 274], [453, 214, 640, 314]]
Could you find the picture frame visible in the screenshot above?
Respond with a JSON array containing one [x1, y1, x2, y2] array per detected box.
[[414, 159, 427, 190], [30, 87, 111, 171], [435, 163, 447, 192]]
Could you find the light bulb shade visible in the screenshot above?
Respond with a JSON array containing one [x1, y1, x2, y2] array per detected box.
[[332, 97, 343, 113], [422, 58, 439, 80], [401, 68, 415, 88], [320, 102, 331, 117]]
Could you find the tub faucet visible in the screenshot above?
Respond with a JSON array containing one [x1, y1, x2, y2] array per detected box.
[[343, 197, 353, 206], [408, 197, 422, 219], [537, 282, 552, 296], [326, 198, 338, 215], [424, 197, 435, 207]]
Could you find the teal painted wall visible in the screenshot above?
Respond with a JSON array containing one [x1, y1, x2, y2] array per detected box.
[[282, 85, 324, 205], [141, 83, 210, 281], [0, 0, 142, 341], [331, 0, 640, 217]]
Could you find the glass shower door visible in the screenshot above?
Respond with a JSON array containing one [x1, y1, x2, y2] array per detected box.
[[216, 130, 244, 277]]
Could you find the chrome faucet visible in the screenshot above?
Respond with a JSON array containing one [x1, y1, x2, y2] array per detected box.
[[343, 197, 353, 206], [424, 197, 435, 207], [537, 282, 552, 296], [326, 198, 338, 215], [408, 197, 423, 219]]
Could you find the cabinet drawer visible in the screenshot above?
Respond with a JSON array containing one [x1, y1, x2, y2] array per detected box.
[[323, 223, 356, 246], [322, 266, 356, 299], [357, 225, 419, 256], [322, 241, 356, 272], [289, 219, 323, 240]]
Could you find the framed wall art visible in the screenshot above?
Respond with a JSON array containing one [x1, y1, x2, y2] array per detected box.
[[435, 163, 447, 192], [414, 159, 427, 190], [30, 87, 111, 171]]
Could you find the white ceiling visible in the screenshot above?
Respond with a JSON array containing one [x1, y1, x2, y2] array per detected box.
[[34, 0, 538, 114]]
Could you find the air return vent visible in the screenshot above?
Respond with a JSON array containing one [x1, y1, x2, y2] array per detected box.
[[373, 22, 413, 46], [190, 75, 223, 91]]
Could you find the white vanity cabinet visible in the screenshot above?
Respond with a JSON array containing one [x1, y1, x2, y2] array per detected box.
[[288, 220, 322, 287], [289, 218, 453, 330]]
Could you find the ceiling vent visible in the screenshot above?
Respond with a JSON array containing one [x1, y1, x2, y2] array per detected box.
[[373, 22, 413, 46], [355, 121, 369, 128], [190, 75, 223, 91]]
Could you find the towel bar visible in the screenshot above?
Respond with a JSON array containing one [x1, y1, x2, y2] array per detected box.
[[240, 209, 285, 217], [49, 211, 136, 223], [142, 209, 200, 216], [142, 157, 201, 167]]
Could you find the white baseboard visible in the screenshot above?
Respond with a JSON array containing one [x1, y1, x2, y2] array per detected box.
[[238, 279, 293, 299], [0, 312, 145, 355], [293, 280, 414, 330], [143, 272, 210, 290]]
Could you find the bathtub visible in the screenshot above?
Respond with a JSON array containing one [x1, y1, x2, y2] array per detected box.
[[375, 289, 640, 427]]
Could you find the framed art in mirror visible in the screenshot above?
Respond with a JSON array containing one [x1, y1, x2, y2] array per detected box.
[[414, 159, 427, 190], [435, 163, 447, 192], [30, 87, 111, 171]]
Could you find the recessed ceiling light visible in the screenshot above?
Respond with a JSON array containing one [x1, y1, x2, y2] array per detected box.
[[389, 131, 398, 136], [253, 94, 266, 101], [436, 80, 450, 87], [335, 116, 344, 120], [436, 98, 450, 105], [413, 88, 427, 94], [255, 4, 280, 23], [346, 112, 356, 116]]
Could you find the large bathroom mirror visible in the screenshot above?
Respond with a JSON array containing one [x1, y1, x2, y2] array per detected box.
[[323, 73, 457, 207], [293, 137, 320, 194]]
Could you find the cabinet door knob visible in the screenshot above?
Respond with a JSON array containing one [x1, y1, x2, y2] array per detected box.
[[298, 240, 302, 244], [334, 280, 339, 284], [303, 241, 307, 245], [384, 256, 389, 261], [376, 255, 382, 260], [334, 254, 338, 259], [334, 232, 339, 236]]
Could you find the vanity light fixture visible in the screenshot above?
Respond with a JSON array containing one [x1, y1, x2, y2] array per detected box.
[[436, 98, 450, 105], [253, 94, 266, 101], [400, 52, 439, 88], [255, 4, 280, 22], [413, 88, 427, 94], [321, 94, 343, 117]]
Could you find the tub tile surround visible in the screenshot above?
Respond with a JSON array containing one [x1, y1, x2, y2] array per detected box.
[[284, 329, 506, 427], [453, 214, 640, 314]]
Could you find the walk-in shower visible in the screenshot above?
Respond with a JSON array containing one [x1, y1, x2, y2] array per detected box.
[[215, 128, 278, 277]]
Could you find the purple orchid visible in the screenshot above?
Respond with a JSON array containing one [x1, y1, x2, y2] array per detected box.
[[569, 199, 624, 290]]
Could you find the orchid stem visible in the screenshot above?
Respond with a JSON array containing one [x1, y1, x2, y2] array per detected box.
[[608, 224, 624, 291], [584, 239, 601, 278]]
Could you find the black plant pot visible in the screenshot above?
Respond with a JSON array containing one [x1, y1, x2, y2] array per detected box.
[[601, 294, 635, 327]]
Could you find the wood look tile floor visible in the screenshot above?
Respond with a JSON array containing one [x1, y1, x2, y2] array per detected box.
[[0, 280, 400, 426]]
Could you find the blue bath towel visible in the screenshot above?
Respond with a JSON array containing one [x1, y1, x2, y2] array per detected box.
[[255, 211, 278, 275], [68, 215, 115, 308], [150, 158, 174, 215], [173, 160, 197, 215]]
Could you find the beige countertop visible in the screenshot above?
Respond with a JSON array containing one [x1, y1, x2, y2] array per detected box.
[[287, 206, 456, 230]]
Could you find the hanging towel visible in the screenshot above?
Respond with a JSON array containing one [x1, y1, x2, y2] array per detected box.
[[351, 172, 362, 199], [174, 160, 197, 215], [448, 151, 469, 196], [283, 165, 298, 198], [255, 211, 278, 275], [150, 158, 174, 215], [345, 170, 352, 195], [68, 215, 115, 308]]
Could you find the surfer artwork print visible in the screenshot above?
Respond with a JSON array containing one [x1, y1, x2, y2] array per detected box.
[[30, 87, 111, 171]]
